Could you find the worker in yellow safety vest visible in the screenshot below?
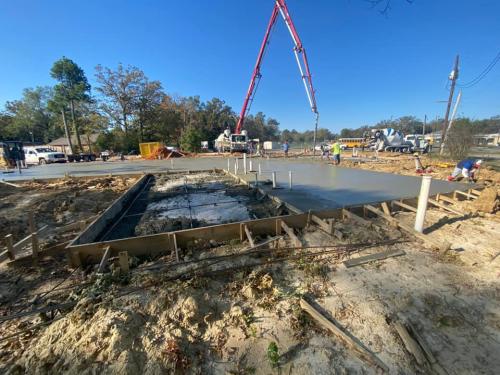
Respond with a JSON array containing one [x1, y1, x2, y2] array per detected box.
[[331, 140, 341, 165]]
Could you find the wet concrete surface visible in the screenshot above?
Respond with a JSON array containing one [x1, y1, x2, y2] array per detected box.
[[1, 157, 466, 211], [239, 159, 466, 211]]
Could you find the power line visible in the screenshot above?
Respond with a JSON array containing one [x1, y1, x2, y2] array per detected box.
[[458, 51, 500, 88]]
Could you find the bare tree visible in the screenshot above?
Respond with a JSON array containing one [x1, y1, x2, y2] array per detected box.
[[366, 0, 414, 15], [95, 64, 144, 133]]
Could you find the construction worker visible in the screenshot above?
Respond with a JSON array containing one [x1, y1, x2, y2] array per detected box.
[[447, 159, 482, 182], [331, 140, 341, 165]]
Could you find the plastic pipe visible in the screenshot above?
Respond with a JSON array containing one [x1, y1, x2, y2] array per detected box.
[[414, 175, 432, 233], [243, 153, 247, 174], [289, 171, 292, 190], [272, 172, 277, 189]]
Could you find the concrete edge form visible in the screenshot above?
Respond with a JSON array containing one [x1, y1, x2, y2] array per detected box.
[[68, 174, 151, 246]]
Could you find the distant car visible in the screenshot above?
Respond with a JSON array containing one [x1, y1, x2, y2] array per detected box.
[[315, 143, 330, 151], [24, 147, 67, 165], [100, 150, 111, 161]]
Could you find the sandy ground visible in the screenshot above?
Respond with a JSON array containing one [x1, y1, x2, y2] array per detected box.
[[0, 162, 499, 374]]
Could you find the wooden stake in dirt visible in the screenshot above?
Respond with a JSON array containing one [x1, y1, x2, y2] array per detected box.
[[281, 221, 302, 247], [172, 233, 179, 262], [28, 213, 39, 267], [97, 246, 112, 274], [5, 234, 15, 260], [300, 298, 389, 373], [119, 251, 130, 274], [243, 224, 255, 247]]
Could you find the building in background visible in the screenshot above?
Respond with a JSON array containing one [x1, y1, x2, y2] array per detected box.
[[472, 133, 500, 147], [47, 134, 100, 154]]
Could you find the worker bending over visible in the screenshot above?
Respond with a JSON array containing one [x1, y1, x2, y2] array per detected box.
[[331, 140, 341, 165], [447, 159, 482, 182]]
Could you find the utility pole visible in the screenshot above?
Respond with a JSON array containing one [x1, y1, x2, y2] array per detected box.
[[440, 55, 459, 155], [423, 114, 427, 136], [441, 90, 463, 152]]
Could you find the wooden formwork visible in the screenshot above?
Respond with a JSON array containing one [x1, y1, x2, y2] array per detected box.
[[3, 168, 480, 267]]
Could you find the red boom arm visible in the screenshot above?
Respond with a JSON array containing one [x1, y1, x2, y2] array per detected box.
[[235, 0, 318, 134]]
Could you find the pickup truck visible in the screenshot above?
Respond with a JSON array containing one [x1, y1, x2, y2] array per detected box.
[[24, 147, 67, 165]]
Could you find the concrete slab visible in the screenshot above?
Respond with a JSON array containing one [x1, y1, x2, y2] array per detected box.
[[1, 157, 466, 211], [235, 159, 466, 211]]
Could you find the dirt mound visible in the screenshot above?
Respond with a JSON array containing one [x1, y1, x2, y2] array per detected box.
[[470, 186, 499, 214]]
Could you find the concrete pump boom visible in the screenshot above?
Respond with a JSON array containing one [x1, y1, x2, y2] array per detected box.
[[235, 0, 318, 135]]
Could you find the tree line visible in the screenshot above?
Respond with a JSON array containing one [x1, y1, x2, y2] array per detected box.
[[0, 57, 281, 153], [1, 57, 499, 153]]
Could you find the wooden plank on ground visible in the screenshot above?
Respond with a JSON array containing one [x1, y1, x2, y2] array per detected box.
[[428, 198, 464, 216], [281, 221, 301, 247], [454, 190, 476, 200], [0, 180, 21, 188], [244, 224, 255, 247], [0, 250, 10, 263], [12, 225, 49, 251], [364, 205, 398, 228], [344, 249, 406, 268], [393, 320, 427, 366], [405, 321, 448, 375], [436, 195, 457, 205], [300, 298, 389, 373], [381, 202, 392, 216], [364, 205, 448, 251], [342, 209, 372, 227], [391, 200, 417, 213], [7, 240, 72, 266], [311, 214, 332, 234], [469, 188, 482, 197], [97, 246, 111, 273]]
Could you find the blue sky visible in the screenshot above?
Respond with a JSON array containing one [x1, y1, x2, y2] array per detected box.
[[0, 0, 499, 132]]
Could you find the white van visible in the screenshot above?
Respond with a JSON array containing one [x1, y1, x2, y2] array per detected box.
[[24, 147, 67, 165]]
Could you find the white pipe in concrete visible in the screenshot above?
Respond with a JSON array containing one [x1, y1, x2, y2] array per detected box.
[[272, 172, 277, 189], [258, 163, 262, 175], [234, 159, 238, 174], [243, 153, 247, 174], [289, 171, 292, 190], [227, 159, 230, 172], [414, 175, 432, 233], [170, 159, 174, 168], [249, 159, 253, 172]]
